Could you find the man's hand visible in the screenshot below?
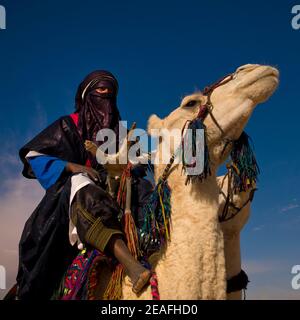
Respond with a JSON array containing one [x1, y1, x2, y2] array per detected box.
[[66, 162, 102, 183], [84, 140, 97, 157]]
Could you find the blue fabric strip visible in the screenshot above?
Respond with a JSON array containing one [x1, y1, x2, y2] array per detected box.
[[28, 155, 67, 190]]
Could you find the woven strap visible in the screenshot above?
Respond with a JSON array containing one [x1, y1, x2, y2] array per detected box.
[[226, 269, 249, 293], [150, 272, 160, 300]]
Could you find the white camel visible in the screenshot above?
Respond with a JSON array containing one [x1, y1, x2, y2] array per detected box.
[[101, 64, 279, 299]]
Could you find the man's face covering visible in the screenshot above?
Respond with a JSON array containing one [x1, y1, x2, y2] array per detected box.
[[75, 71, 121, 146]]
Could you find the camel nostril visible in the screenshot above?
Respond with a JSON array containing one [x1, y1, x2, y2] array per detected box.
[[237, 67, 247, 73]]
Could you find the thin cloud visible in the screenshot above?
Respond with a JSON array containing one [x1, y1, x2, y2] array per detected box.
[[281, 203, 300, 213], [247, 286, 300, 300], [252, 225, 264, 232], [0, 176, 43, 299], [0, 107, 48, 299], [242, 259, 289, 275]]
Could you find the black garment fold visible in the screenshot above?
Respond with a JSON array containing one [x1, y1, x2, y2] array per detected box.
[[17, 116, 104, 300], [17, 115, 153, 300]]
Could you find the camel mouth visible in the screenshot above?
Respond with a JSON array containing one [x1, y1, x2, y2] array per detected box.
[[246, 66, 279, 87], [258, 68, 279, 83]]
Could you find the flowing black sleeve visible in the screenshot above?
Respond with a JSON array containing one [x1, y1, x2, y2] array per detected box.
[[19, 116, 87, 179]]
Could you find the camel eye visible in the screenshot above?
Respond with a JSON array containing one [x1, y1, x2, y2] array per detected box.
[[185, 100, 198, 107]]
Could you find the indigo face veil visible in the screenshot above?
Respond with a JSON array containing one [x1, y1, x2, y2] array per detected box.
[[75, 70, 121, 146]]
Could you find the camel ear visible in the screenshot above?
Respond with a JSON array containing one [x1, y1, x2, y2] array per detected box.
[[147, 114, 164, 136]]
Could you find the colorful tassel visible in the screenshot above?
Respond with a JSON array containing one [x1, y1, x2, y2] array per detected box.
[[140, 178, 171, 254], [182, 117, 211, 184], [230, 131, 260, 192]]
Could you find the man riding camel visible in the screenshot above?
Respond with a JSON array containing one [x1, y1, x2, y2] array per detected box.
[[16, 70, 151, 300]]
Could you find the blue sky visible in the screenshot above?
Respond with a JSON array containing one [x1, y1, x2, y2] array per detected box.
[[0, 0, 299, 299]]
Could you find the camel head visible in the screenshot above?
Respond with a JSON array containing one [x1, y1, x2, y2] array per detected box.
[[148, 64, 279, 171]]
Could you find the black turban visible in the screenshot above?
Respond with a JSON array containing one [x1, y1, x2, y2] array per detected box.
[[75, 70, 121, 147]]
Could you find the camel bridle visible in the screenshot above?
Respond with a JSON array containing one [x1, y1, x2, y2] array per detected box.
[[160, 72, 235, 181], [218, 167, 257, 222], [158, 72, 256, 222]]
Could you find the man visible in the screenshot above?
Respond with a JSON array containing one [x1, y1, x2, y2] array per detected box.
[[17, 70, 151, 300]]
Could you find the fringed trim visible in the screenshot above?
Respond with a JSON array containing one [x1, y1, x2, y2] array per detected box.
[[103, 263, 124, 300], [86, 253, 111, 300], [182, 104, 211, 184], [117, 163, 132, 209], [102, 162, 141, 300], [230, 132, 260, 192], [118, 162, 140, 259], [123, 210, 140, 259], [140, 179, 172, 254]]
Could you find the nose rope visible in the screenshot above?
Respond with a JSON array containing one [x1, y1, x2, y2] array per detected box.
[[203, 73, 235, 139]]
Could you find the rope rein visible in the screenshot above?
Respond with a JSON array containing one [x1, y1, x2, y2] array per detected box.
[[219, 166, 257, 222]]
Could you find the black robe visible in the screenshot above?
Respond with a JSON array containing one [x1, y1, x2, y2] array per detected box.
[[18, 116, 93, 300], [17, 115, 153, 300]]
